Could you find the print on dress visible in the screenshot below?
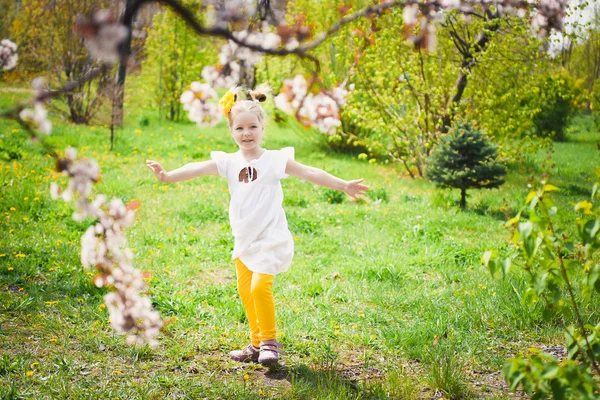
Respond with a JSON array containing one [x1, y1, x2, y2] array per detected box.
[[239, 166, 259, 183]]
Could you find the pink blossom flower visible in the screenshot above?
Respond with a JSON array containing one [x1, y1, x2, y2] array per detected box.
[[0, 39, 18, 70], [74, 9, 129, 64]]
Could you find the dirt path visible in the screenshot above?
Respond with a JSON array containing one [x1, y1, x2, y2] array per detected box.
[[0, 87, 34, 93]]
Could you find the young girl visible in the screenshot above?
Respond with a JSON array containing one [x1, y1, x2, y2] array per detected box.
[[146, 84, 369, 365]]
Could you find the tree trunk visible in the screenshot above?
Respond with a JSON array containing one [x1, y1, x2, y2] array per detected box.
[[441, 11, 500, 133], [111, 0, 135, 130], [460, 188, 467, 210]]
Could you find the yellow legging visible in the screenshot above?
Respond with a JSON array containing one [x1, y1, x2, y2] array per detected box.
[[235, 258, 276, 347]]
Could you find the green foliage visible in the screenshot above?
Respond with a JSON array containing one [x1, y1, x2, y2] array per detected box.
[[139, 7, 217, 122], [591, 80, 600, 130], [426, 123, 506, 209], [320, 187, 345, 204], [0, 141, 23, 161], [9, 0, 114, 123], [484, 168, 600, 399], [270, 5, 560, 178], [564, 4, 600, 113], [504, 348, 598, 399], [0, 0, 17, 39], [366, 187, 389, 203], [526, 71, 585, 141]]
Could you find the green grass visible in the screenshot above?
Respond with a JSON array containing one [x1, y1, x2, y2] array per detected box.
[[0, 78, 599, 399]]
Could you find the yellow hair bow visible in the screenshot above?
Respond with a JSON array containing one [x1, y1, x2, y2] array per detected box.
[[219, 91, 235, 118]]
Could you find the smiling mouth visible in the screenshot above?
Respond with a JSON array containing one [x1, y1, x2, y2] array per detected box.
[[242, 139, 254, 143]]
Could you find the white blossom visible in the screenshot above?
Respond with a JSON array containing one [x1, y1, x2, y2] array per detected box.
[[51, 147, 163, 347], [403, 3, 420, 25], [205, 0, 256, 29], [74, 9, 129, 64], [0, 39, 18, 71], [180, 81, 222, 127], [19, 102, 52, 135], [274, 75, 350, 135]]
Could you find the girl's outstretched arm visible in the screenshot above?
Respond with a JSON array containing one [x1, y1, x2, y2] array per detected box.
[[146, 159, 219, 183], [285, 159, 369, 199]]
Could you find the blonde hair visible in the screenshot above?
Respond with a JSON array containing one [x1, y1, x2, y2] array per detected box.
[[226, 83, 272, 127]]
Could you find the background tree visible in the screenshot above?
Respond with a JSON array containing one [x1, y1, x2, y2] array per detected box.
[[257, 2, 572, 178], [9, 0, 116, 124], [0, 0, 18, 40], [139, 5, 217, 122], [426, 122, 506, 209]]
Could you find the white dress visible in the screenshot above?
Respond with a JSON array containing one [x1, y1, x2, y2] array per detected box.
[[210, 147, 295, 275]]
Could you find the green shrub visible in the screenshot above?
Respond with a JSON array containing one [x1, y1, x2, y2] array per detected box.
[[527, 71, 584, 141], [426, 122, 506, 209], [321, 187, 345, 204], [366, 187, 389, 203]]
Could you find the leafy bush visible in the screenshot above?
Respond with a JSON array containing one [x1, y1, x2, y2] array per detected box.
[[366, 187, 389, 203], [484, 168, 600, 399], [321, 187, 345, 204], [526, 71, 584, 141], [0, 141, 23, 161]]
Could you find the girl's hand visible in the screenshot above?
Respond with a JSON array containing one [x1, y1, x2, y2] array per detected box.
[[344, 178, 369, 199], [146, 160, 169, 182]]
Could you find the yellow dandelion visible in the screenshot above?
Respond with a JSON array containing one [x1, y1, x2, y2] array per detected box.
[[243, 374, 249, 381], [26, 371, 33, 377], [8, 267, 13, 271], [10, 207, 15, 211]]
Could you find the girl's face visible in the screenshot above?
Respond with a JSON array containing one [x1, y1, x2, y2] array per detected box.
[[231, 112, 263, 151]]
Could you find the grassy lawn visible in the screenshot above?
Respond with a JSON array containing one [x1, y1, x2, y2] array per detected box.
[[0, 79, 599, 399]]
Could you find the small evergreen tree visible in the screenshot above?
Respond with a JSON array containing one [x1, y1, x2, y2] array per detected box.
[[426, 123, 506, 209]]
